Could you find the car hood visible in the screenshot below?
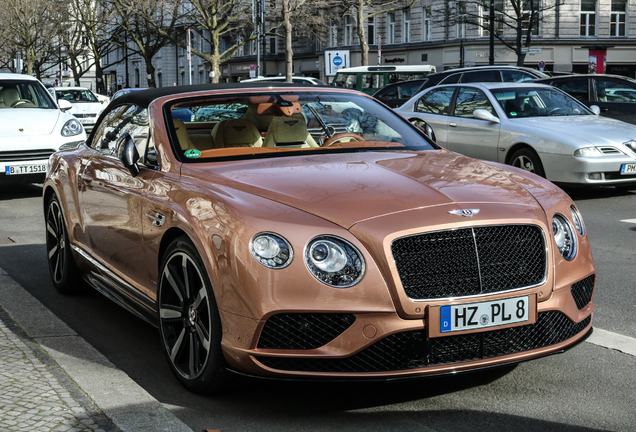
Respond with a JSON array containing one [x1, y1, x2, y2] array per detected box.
[[0, 109, 61, 136], [187, 150, 543, 229], [511, 115, 636, 146]]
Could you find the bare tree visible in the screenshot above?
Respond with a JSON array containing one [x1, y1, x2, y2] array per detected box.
[[338, 0, 416, 66], [440, 0, 561, 66], [107, 0, 184, 87], [267, 0, 330, 81], [0, 0, 63, 78]]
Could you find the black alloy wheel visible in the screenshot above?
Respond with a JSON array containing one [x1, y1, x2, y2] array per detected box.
[[45, 195, 83, 294], [158, 237, 232, 394]]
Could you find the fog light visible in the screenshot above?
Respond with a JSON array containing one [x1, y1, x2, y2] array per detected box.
[[586, 172, 604, 181]]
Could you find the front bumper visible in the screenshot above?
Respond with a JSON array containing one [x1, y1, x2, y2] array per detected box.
[[542, 153, 636, 185]]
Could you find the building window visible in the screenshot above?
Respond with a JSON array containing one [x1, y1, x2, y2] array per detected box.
[[457, 2, 467, 39], [423, 7, 432, 41], [329, 20, 337, 47], [368, 17, 375, 44], [522, 0, 540, 36], [344, 16, 354, 45], [388, 12, 396, 44], [580, 0, 596, 36], [404, 9, 411, 43], [268, 36, 277, 54], [611, 0, 626, 37], [237, 36, 244, 56], [482, 0, 504, 37]]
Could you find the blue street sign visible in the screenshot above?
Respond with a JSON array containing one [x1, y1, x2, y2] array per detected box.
[[333, 56, 343, 66]]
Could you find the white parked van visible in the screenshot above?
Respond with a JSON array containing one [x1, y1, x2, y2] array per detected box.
[[332, 65, 437, 94]]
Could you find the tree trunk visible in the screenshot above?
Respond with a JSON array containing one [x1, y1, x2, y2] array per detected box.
[[210, 38, 221, 83], [356, 0, 368, 65], [284, 0, 292, 81]]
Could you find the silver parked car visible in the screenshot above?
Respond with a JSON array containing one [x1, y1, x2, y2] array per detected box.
[[396, 82, 636, 187]]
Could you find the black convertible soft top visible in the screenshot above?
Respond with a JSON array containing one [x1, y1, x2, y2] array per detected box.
[[110, 82, 324, 109]]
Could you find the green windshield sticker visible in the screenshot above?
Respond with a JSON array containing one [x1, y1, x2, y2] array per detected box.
[[185, 149, 201, 158], [510, 112, 518, 117]]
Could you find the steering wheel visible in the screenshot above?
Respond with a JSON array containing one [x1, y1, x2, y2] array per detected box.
[[547, 107, 567, 116], [321, 132, 364, 147], [11, 99, 32, 107]]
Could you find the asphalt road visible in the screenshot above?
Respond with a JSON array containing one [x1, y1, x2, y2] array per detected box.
[[1, 183, 635, 432]]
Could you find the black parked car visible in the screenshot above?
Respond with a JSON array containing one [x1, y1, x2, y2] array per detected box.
[[372, 79, 428, 108], [419, 65, 548, 91], [535, 74, 636, 124]]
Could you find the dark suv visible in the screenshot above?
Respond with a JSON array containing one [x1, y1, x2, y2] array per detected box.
[[420, 65, 548, 91], [535, 74, 636, 124]]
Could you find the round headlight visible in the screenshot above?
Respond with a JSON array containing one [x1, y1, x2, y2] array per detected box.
[[552, 214, 577, 261], [61, 118, 83, 137], [304, 236, 365, 287], [570, 205, 585, 236], [250, 233, 293, 269]]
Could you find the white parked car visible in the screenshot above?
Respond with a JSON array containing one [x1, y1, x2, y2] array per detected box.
[[396, 82, 636, 187], [53, 86, 103, 133], [0, 73, 86, 185]]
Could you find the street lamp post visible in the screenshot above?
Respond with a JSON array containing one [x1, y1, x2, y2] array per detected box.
[[489, 0, 495, 65]]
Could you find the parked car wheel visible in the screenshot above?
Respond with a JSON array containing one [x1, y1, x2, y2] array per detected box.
[[158, 236, 232, 394], [45, 195, 84, 294], [509, 148, 545, 178]]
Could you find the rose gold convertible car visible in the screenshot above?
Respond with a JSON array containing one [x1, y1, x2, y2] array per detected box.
[[43, 84, 596, 393]]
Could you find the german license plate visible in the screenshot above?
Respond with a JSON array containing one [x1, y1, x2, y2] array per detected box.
[[5, 164, 47, 175], [440, 295, 530, 333], [621, 163, 636, 175], [79, 118, 93, 124]]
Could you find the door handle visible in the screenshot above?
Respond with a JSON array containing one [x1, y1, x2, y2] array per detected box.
[[79, 173, 93, 183], [449, 122, 457, 127], [600, 107, 609, 112]]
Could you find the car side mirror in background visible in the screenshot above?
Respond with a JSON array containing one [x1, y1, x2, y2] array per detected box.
[[58, 99, 72, 112], [473, 109, 501, 124], [589, 105, 601, 115], [117, 132, 140, 177], [409, 118, 437, 142]]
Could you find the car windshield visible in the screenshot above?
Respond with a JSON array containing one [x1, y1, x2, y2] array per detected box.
[[492, 87, 592, 118], [0, 79, 56, 109], [168, 91, 434, 161], [55, 89, 98, 103]]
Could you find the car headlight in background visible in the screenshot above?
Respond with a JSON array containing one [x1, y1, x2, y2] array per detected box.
[[61, 118, 83, 137], [250, 232, 293, 269], [573, 147, 610, 157], [305, 236, 365, 287], [570, 205, 585, 236], [553, 214, 577, 261]]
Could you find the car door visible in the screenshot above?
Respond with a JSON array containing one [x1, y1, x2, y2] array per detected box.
[[445, 86, 500, 161], [548, 77, 591, 105], [592, 77, 636, 124], [78, 104, 156, 290], [410, 87, 456, 145]]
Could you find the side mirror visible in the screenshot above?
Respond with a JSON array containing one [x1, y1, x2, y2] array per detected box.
[[117, 132, 140, 177], [409, 118, 437, 142], [58, 99, 72, 112], [589, 105, 601, 115], [473, 109, 501, 123]]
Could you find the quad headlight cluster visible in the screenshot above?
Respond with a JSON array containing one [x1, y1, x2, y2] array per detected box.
[[249, 233, 365, 287], [552, 206, 586, 261]]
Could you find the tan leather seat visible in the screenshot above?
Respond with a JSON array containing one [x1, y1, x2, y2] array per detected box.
[[211, 119, 262, 148], [173, 119, 196, 150], [0, 88, 20, 107], [262, 114, 318, 148]]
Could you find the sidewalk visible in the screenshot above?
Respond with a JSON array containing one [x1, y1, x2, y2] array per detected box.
[[0, 267, 194, 432]]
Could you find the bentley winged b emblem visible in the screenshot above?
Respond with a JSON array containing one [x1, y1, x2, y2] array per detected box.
[[448, 209, 480, 217]]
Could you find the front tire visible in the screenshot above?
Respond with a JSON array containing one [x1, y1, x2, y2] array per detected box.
[[157, 236, 233, 394], [45, 195, 84, 294], [509, 148, 545, 178]]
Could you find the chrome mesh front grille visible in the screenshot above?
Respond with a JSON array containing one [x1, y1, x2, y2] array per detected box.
[[257, 313, 356, 350], [391, 225, 546, 300]]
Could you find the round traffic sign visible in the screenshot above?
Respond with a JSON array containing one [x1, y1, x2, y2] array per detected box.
[[333, 56, 343, 66], [538, 61, 546, 68], [249, 64, 256, 71]]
